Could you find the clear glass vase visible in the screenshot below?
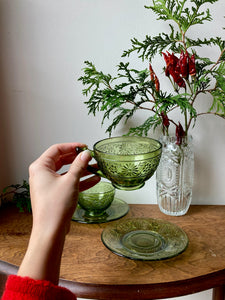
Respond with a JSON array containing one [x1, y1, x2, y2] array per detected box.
[[156, 136, 194, 216]]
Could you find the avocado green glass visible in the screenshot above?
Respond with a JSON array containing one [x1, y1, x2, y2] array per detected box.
[[78, 182, 115, 217], [83, 136, 162, 191]]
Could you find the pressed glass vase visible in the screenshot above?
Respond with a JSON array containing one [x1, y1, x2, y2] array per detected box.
[[156, 136, 194, 216]]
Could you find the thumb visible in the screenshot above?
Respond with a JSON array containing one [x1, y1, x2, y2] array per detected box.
[[68, 149, 92, 179]]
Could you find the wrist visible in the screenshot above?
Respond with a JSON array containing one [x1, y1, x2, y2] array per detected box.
[[18, 225, 66, 284]]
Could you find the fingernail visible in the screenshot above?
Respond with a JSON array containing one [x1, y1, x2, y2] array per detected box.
[[80, 149, 92, 162]]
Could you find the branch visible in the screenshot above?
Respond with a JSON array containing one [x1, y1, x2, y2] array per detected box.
[[210, 48, 225, 71], [197, 112, 225, 118]]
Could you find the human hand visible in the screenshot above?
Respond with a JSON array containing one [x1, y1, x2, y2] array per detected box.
[[29, 143, 100, 236]]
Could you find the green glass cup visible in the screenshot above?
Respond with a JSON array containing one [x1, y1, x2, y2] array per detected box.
[[78, 182, 115, 217], [77, 136, 162, 191]]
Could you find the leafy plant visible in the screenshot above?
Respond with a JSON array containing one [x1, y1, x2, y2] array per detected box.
[[1, 180, 31, 213], [79, 0, 225, 142]]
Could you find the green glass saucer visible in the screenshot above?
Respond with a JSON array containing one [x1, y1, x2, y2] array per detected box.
[[101, 218, 188, 260], [72, 198, 129, 224]]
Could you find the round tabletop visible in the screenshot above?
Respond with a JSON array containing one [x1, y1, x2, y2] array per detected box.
[[0, 204, 225, 299]]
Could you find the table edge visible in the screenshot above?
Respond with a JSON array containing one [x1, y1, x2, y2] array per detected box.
[[1, 260, 225, 300]]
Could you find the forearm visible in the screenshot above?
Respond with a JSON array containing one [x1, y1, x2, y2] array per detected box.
[[17, 226, 66, 285]]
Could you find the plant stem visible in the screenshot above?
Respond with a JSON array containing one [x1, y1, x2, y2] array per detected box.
[[184, 108, 188, 135], [186, 78, 194, 94]]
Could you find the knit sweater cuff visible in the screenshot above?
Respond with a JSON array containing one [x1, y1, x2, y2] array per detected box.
[[2, 275, 76, 300]]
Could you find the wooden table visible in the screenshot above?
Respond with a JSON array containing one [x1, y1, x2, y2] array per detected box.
[[0, 204, 225, 300]]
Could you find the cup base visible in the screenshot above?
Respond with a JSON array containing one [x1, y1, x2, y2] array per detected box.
[[112, 182, 145, 191], [84, 211, 106, 218]]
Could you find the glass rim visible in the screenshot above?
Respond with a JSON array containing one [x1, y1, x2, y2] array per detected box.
[[93, 136, 162, 156], [80, 181, 115, 195], [160, 135, 193, 143]]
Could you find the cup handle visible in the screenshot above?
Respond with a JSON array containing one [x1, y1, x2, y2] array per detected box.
[[75, 147, 106, 178]]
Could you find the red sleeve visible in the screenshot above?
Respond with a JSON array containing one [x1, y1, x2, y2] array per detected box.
[[1, 275, 76, 300]]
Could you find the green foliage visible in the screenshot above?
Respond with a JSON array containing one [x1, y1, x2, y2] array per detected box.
[[210, 63, 225, 116], [126, 115, 162, 137], [79, 0, 225, 137], [1, 180, 31, 213], [145, 0, 217, 30], [122, 33, 181, 61]]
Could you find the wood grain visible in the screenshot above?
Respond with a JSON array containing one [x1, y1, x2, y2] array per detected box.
[[0, 204, 225, 299]]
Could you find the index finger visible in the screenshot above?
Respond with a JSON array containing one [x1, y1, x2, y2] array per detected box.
[[39, 143, 88, 171]]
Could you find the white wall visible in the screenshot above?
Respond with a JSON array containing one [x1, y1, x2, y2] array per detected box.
[[0, 1, 224, 299]]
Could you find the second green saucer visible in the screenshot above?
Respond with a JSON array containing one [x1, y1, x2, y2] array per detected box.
[[72, 198, 129, 224]]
